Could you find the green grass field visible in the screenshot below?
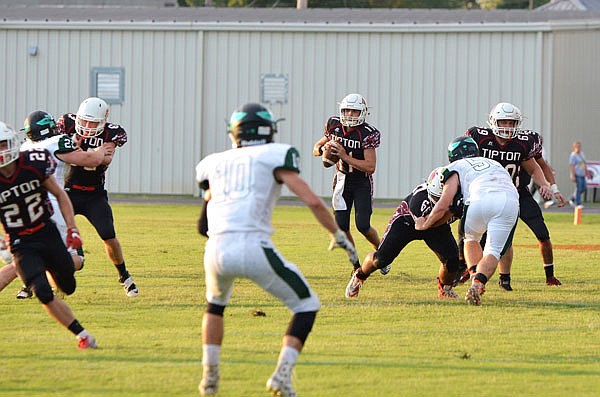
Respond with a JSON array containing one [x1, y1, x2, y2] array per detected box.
[[1, 202, 599, 396]]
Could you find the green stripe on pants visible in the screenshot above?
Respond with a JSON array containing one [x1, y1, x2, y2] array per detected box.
[[263, 247, 310, 299]]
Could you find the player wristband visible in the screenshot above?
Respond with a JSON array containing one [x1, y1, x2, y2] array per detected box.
[[550, 184, 560, 194]]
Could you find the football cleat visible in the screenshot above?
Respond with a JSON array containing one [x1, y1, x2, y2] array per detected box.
[[379, 264, 391, 275], [546, 276, 562, 286], [77, 334, 98, 350], [266, 361, 296, 397], [498, 277, 513, 291], [199, 365, 220, 396], [465, 280, 485, 306], [345, 269, 364, 298], [437, 277, 459, 299], [16, 285, 33, 299], [119, 274, 139, 298]]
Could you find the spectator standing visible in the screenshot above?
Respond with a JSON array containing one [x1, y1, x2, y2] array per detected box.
[[569, 141, 588, 208]]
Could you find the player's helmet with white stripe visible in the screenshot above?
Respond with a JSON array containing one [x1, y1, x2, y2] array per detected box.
[[75, 97, 109, 138], [228, 103, 278, 148], [487, 102, 522, 139], [0, 122, 22, 167], [426, 167, 445, 203], [339, 93, 368, 127], [448, 136, 479, 163], [22, 110, 57, 142]]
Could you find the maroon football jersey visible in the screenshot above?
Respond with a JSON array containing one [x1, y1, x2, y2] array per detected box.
[[0, 150, 56, 238], [516, 130, 544, 190], [466, 126, 536, 187], [324, 116, 380, 179], [57, 113, 127, 189]]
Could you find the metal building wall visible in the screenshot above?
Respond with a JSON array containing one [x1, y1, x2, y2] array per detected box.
[[550, 29, 600, 195], [5, 23, 594, 199], [200, 29, 546, 199], [0, 27, 203, 195]]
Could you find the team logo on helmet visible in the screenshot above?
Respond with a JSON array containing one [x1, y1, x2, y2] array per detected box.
[[22, 111, 57, 142], [448, 136, 479, 163], [228, 103, 279, 148]]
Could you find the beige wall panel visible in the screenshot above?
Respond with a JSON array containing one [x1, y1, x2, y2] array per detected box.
[[0, 28, 202, 195], [550, 30, 600, 196], [6, 22, 599, 199]]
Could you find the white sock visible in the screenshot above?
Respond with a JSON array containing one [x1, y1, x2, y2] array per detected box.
[[277, 346, 299, 370], [76, 330, 90, 339], [202, 344, 221, 367]]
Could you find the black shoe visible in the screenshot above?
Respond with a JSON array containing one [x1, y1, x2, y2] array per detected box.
[[119, 272, 139, 298], [16, 285, 33, 299], [498, 278, 513, 291]]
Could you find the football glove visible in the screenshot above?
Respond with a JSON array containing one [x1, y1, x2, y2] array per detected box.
[[329, 230, 359, 264], [66, 227, 83, 250]]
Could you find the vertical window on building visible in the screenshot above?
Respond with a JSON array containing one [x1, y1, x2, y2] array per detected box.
[[260, 73, 288, 105], [91, 67, 125, 104]]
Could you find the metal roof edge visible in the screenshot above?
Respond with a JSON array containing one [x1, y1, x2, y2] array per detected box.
[[0, 20, 570, 33], [1, 16, 599, 32]]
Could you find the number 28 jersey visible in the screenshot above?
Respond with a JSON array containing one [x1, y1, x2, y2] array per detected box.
[[57, 113, 127, 190], [196, 143, 300, 236], [0, 150, 56, 239], [465, 126, 536, 187]]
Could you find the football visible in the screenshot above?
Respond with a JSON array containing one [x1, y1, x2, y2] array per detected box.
[[322, 144, 340, 168]]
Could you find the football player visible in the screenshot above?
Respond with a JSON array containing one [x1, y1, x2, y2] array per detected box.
[[12, 110, 109, 299], [345, 167, 463, 299], [416, 137, 526, 306], [0, 121, 96, 349], [196, 103, 357, 397], [312, 93, 382, 273], [57, 97, 138, 298], [461, 102, 559, 290], [515, 130, 566, 285]]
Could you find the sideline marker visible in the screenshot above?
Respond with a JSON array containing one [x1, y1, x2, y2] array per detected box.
[[574, 206, 582, 225]]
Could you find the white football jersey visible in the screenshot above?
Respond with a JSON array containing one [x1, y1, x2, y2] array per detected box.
[[443, 157, 518, 204], [21, 134, 77, 187], [196, 143, 301, 236]]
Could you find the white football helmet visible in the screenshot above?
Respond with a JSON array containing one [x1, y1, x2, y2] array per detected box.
[[0, 121, 22, 167], [75, 97, 110, 137], [487, 102, 522, 139], [339, 93, 368, 127], [426, 167, 445, 203]]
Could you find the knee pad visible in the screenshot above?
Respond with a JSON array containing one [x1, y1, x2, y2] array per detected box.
[[206, 303, 225, 316], [286, 311, 317, 344], [30, 273, 54, 304]]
